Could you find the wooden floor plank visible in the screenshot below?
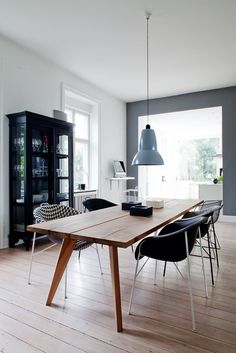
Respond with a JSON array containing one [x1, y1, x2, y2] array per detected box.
[[0, 221, 235, 353]]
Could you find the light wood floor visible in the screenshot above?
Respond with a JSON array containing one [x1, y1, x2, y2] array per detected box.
[[0, 221, 236, 353]]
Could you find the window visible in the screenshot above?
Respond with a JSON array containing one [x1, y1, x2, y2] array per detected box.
[[66, 109, 90, 187], [62, 85, 99, 191]]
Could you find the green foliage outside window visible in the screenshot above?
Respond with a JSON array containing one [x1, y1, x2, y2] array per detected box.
[[178, 138, 219, 182]]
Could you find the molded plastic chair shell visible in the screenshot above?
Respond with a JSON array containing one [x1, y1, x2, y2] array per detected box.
[[83, 198, 116, 212]]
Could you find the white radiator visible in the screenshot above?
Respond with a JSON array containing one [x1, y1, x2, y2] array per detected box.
[[73, 190, 97, 213]]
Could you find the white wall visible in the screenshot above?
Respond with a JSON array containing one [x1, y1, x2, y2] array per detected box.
[[0, 34, 126, 248]]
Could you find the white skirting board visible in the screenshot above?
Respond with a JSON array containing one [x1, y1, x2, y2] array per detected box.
[[220, 215, 236, 222]]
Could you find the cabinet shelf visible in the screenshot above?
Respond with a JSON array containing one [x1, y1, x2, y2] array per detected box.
[[32, 151, 49, 157], [14, 202, 25, 206], [56, 153, 69, 158], [32, 176, 49, 179]]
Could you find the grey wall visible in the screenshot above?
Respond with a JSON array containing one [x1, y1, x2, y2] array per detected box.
[[127, 86, 236, 216]]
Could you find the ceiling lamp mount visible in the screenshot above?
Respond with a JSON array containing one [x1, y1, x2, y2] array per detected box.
[[132, 14, 164, 166]]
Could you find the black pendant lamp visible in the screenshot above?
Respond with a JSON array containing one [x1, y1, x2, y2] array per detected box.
[[132, 14, 164, 166]]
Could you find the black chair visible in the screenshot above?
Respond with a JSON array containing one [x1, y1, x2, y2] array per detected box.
[[83, 198, 116, 212], [128, 216, 207, 332], [181, 205, 222, 286]]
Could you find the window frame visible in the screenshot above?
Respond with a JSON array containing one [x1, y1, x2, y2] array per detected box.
[[65, 107, 91, 188]]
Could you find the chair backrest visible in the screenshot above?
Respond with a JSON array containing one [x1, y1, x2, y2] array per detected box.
[[83, 198, 116, 212], [33, 203, 78, 223], [33, 204, 79, 244], [200, 200, 223, 224], [135, 216, 207, 262], [182, 205, 221, 236]]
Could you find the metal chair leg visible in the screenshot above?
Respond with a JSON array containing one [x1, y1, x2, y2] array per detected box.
[[28, 235, 58, 285], [211, 221, 219, 268], [163, 261, 167, 277], [28, 232, 37, 285], [154, 260, 158, 285], [65, 266, 68, 299], [128, 254, 140, 314], [198, 228, 208, 298], [185, 231, 196, 332], [206, 230, 215, 286], [95, 244, 103, 275]]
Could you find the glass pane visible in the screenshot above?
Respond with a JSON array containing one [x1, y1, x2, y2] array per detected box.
[[74, 112, 89, 139], [32, 156, 48, 178], [56, 135, 68, 155], [56, 158, 68, 177], [32, 129, 49, 153], [74, 141, 88, 186], [57, 179, 69, 201], [32, 156, 49, 203], [12, 123, 25, 203]]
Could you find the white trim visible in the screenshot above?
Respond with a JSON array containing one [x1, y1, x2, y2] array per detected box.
[[97, 101, 101, 197], [0, 57, 6, 248], [220, 215, 236, 222], [61, 83, 101, 109], [61, 83, 101, 194]]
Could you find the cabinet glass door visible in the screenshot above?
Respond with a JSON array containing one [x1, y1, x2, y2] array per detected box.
[[55, 132, 70, 206], [31, 128, 51, 207], [11, 123, 26, 231]]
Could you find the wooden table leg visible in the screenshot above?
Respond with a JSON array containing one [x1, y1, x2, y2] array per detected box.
[[46, 238, 76, 305], [109, 245, 123, 332]]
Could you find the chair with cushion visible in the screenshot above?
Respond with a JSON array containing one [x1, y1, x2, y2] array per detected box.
[[28, 203, 103, 297], [83, 198, 116, 212], [128, 216, 207, 332]]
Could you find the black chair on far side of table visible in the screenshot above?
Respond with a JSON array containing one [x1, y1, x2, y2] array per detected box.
[[128, 216, 207, 332], [28, 203, 103, 298], [83, 198, 117, 212]]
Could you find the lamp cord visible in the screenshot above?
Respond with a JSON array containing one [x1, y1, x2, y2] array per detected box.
[[146, 14, 150, 124]]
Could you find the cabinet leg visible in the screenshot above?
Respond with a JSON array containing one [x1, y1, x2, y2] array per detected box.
[[9, 234, 16, 248]]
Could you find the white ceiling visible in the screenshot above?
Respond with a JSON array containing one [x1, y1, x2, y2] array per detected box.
[[0, 0, 235, 102]]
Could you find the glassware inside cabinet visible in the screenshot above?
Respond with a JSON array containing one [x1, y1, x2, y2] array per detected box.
[[56, 179, 69, 201], [32, 156, 48, 177], [12, 123, 25, 204], [32, 129, 49, 154], [32, 156, 49, 203], [56, 134, 68, 155], [56, 158, 68, 177]]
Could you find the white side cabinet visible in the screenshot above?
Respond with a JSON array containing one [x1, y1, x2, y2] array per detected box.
[[198, 183, 223, 200]]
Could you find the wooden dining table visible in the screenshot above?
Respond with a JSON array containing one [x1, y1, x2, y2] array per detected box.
[[27, 199, 203, 332]]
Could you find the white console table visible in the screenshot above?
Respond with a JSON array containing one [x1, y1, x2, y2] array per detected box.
[[107, 177, 135, 189]]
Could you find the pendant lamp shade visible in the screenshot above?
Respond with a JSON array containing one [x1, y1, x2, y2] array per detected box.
[[132, 14, 164, 166], [132, 124, 164, 165]]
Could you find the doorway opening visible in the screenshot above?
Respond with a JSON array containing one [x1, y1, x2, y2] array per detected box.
[[138, 106, 222, 199]]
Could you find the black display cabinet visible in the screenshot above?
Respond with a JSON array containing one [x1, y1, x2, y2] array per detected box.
[[7, 111, 74, 249]]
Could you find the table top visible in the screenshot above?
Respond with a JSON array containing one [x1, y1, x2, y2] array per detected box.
[[27, 199, 203, 247]]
